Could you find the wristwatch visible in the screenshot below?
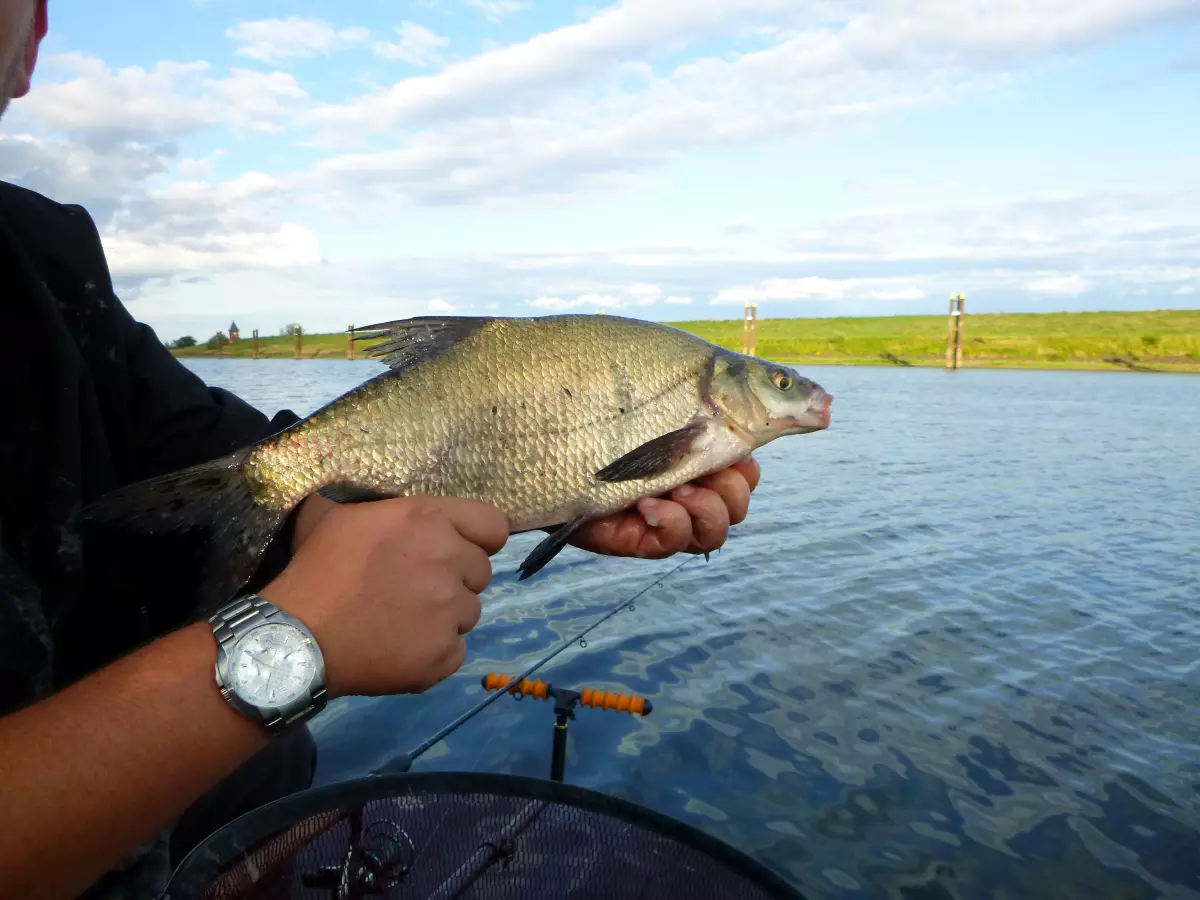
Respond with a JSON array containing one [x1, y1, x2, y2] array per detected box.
[[209, 594, 328, 734]]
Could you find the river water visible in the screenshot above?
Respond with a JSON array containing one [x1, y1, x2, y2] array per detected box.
[[182, 358, 1200, 900]]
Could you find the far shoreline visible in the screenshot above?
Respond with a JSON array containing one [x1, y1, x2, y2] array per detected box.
[[169, 309, 1200, 375]]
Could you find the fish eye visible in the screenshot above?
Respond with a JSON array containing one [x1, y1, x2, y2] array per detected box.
[[772, 370, 793, 391]]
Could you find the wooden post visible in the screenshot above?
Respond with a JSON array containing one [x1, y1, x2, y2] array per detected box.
[[252, 328, 259, 359], [955, 294, 965, 369], [945, 294, 965, 370], [347, 324, 355, 359], [294, 324, 302, 359], [743, 301, 758, 356]]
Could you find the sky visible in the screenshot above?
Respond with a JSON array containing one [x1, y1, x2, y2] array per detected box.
[[1, 0, 1198, 343]]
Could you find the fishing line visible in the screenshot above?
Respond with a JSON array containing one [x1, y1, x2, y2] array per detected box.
[[371, 553, 701, 776]]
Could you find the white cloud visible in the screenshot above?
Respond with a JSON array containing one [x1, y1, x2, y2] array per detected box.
[[839, 0, 1197, 65], [12, 54, 307, 144], [304, 0, 1194, 148], [427, 298, 456, 311], [1026, 274, 1093, 295], [465, 0, 531, 20], [524, 282, 670, 310], [714, 277, 936, 304], [299, 0, 1198, 210], [715, 277, 849, 303], [528, 293, 622, 310], [1173, 284, 1197, 295], [105, 222, 322, 282], [628, 282, 662, 299], [176, 150, 227, 178], [208, 69, 309, 134], [864, 287, 926, 300], [304, 0, 804, 134], [0, 132, 173, 213], [19, 54, 213, 144], [98, 172, 323, 283], [7, 1, 1198, 323], [375, 22, 451, 68], [226, 17, 371, 64]]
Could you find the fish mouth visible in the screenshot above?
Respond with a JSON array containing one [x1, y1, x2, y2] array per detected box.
[[788, 385, 833, 433]]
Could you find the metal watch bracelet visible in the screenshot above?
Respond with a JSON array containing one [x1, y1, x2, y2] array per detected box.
[[209, 594, 328, 734]]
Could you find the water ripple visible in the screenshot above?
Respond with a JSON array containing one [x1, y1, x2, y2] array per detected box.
[[184, 360, 1200, 899]]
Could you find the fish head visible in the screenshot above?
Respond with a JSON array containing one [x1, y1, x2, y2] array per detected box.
[[710, 354, 833, 442]]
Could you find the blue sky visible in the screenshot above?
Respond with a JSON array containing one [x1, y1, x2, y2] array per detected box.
[[1, 0, 1198, 342]]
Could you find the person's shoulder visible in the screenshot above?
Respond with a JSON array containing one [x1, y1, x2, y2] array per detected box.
[[0, 179, 111, 286], [0, 179, 102, 247]]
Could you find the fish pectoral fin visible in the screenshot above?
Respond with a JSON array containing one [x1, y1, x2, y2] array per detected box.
[[355, 316, 493, 372], [518, 516, 588, 580], [317, 483, 397, 504], [594, 420, 707, 483]]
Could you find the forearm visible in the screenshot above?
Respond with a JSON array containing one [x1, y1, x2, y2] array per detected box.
[[0, 620, 268, 900]]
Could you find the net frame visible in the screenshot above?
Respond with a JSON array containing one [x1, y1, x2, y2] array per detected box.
[[161, 771, 807, 900]]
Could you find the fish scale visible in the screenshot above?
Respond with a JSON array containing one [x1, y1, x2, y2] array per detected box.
[[86, 313, 832, 609], [249, 316, 717, 530]]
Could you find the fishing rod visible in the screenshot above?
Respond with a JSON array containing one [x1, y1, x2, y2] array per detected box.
[[370, 553, 701, 777]]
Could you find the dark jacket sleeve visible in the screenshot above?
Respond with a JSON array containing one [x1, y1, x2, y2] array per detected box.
[[111, 294, 301, 477], [84, 225, 307, 593], [109, 301, 307, 594], [0, 182, 304, 601], [2, 181, 301, 477]]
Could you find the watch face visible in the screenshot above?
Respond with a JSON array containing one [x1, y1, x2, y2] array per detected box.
[[229, 623, 317, 708]]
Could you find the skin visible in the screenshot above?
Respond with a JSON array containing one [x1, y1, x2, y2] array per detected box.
[[0, 4, 759, 896]]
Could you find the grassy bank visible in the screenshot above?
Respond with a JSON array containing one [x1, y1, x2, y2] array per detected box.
[[172, 310, 1200, 373]]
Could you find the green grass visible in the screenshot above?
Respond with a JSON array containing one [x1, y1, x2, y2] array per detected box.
[[178, 331, 356, 359], [172, 310, 1200, 373]]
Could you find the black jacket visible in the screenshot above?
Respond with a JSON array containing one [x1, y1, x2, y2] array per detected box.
[[0, 180, 299, 716]]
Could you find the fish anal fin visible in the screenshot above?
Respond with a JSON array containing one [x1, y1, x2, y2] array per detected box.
[[595, 421, 706, 483], [518, 516, 588, 580], [355, 316, 493, 372], [318, 483, 397, 504]]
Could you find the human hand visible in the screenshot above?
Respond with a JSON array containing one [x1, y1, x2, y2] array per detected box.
[[566, 456, 760, 560], [261, 495, 509, 699]]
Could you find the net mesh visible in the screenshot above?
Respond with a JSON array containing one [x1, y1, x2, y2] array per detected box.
[[165, 772, 803, 900]]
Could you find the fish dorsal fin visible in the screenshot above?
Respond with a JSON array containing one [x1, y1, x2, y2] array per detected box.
[[355, 316, 493, 371]]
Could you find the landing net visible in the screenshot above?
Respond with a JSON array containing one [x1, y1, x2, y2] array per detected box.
[[162, 772, 805, 900]]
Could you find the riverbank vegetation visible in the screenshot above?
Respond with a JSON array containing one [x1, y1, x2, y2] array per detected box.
[[169, 309, 1200, 373]]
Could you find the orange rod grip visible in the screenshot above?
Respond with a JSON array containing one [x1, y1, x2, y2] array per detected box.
[[580, 687, 651, 716], [482, 672, 550, 700], [481, 673, 652, 715]]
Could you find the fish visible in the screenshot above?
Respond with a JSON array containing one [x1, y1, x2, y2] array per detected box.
[[84, 314, 833, 612]]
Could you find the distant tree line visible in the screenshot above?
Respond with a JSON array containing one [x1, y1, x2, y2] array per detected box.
[[164, 324, 307, 351]]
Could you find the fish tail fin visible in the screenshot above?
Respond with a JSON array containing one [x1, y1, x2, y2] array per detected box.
[[84, 447, 290, 614]]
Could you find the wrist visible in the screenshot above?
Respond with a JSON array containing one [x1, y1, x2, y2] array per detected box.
[[255, 581, 348, 701], [291, 493, 338, 554], [208, 592, 332, 732]]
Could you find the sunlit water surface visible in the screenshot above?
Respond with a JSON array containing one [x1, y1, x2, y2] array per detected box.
[[183, 358, 1200, 899]]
